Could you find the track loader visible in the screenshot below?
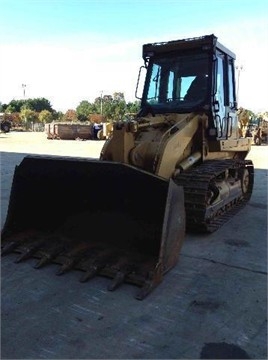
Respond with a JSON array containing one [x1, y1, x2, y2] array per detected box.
[[1, 34, 254, 299]]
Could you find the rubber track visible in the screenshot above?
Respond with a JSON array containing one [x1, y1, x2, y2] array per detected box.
[[174, 159, 254, 233]]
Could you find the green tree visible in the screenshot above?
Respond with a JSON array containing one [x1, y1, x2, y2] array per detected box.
[[2, 98, 54, 113], [93, 93, 128, 121], [20, 108, 39, 129], [54, 111, 64, 121], [76, 100, 94, 121], [5, 104, 17, 113], [112, 98, 127, 120], [39, 110, 54, 124], [6, 99, 25, 112], [126, 100, 140, 114], [27, 98, 54, 112]]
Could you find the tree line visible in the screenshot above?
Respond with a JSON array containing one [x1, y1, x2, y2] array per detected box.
[[0, 92, 141, 130], [0, 94, 267, 131]]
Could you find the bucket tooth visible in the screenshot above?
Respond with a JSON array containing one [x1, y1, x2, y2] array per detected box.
[[79, 249, 117, 283], [135, 276, 161, 300], [108, 271, 127, 291], [2, 242, 19, 256], [135, 281, 156, 300], [135, 266, 163, 300], [107, 259, 135, 291], [15, 248, 36, 263], [79, 265, 100, 283], [56, 259, 75, 275], [1, 230, 40, 256], [34, 243, 66, 269], [14, 239, 45, 263], [34, 255, 51, 269], [56, 242, 93, 275]]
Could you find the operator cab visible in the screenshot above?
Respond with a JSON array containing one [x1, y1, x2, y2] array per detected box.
[[137, 34, 238, 140]]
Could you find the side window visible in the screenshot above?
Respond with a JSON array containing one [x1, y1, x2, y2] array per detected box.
[[215, 55, 225, 113], [228, 58, 236, 108], [147, 64, 161, 101], [214, 52, 228, 138], [167, 71, 174, 99]]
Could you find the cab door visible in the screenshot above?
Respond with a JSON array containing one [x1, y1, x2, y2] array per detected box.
[[213, 51, 228, 139], [213, 48, 239, 139]]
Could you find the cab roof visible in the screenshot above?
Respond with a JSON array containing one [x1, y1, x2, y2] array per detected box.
[[142, 34, 236, 60]]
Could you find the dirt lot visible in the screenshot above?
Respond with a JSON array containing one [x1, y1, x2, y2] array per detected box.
[[1, 131, 267, 359]]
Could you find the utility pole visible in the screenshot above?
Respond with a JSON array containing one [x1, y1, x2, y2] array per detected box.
[[100, 90, 103, 115], [235, 65, 243, 105], [22, 84, 26, 98]]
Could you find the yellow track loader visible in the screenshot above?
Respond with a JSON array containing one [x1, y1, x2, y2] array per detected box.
[[1, 34, 254, 299]]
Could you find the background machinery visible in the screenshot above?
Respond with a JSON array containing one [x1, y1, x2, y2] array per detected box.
[[237, 107, 250, 138], [1, 34, 254, 299], [252, 116, 268, 145], [0, 113, 11, 133]]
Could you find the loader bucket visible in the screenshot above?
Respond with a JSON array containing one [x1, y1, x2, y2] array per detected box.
[[1, 155, 185, 299]]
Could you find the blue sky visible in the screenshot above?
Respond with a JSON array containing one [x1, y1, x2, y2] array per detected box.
[[0, 0, 267, 112]]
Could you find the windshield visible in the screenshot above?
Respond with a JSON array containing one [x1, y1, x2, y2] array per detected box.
[[142, 52, 210, 113]]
